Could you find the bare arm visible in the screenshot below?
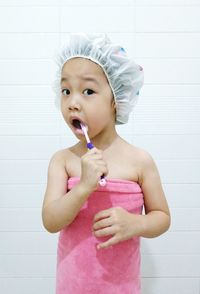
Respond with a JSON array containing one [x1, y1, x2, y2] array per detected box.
[[92, 150, 171, 249], [138, 150, 171, 238], [42, 151, 91, 233], [42, 148, 108, 233]]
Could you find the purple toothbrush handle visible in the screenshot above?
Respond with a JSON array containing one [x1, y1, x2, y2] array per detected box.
[[87, 142, 94, 149], [86, 142, 106, 186]]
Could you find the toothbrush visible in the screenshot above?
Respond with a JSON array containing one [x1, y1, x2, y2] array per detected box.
[[80, 123, 107, 187]]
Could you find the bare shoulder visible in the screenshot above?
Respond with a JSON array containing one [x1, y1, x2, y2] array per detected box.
[[46, 147, 77, 187], [132, 145, 155, 166], [126, 143, 159, 186], [43, 148, 73, 207], [48, 148, 71, 172], [134, 146, 163, 195], [124, 141, 155, 166], [49, 148, 70, 161], [119, 138, 153, 161]]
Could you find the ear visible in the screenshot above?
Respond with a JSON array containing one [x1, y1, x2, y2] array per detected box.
[[111, 99, 116, 109]]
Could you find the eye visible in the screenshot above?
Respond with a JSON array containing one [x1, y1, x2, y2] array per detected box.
[[61, 89, 70, 96], [83, 89, 95, 96]]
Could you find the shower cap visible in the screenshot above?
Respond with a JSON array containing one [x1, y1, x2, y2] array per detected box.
[[54, 33, 144, 124]]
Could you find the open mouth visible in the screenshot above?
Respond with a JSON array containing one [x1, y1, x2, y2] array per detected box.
[[72, 119, 82, 129]]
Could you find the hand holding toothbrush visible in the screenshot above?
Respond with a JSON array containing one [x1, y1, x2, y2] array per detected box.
[[80, 123, 107, 187]]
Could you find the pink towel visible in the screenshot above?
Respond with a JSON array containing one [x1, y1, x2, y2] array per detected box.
[[56, 177, 144, 294]]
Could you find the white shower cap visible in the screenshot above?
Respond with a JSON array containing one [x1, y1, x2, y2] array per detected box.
[[54, 33, 144, 124]]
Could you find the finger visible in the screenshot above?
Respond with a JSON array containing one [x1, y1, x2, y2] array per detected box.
[[87, 148, 102, 155], [97, 236, 119, 249], [93, 218, 113, 231], [94, 226, 115, 238], [97, 165, 108, 177], [94, 160, 107, 167], [93, 208, 113, 222], [86, 154, 103, 161]]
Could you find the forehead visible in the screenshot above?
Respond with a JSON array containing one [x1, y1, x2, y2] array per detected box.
[[61, 57, 106, 80]]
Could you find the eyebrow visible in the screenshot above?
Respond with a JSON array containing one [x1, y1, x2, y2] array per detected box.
[[61, 76, 100, 85]]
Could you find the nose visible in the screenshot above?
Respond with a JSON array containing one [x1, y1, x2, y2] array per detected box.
[[67, 95, 81, 111]]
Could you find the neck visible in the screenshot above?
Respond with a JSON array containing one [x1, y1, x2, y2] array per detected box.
[[91, 129, 119, 151], [80, 124, 119, 152]]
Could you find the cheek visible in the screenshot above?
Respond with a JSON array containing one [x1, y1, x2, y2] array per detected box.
[[61, 98, 69, 112], [60, 102, 69, 122], [90, 103, 112, 124]]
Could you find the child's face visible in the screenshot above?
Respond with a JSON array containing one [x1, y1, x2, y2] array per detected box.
[[60, 57, 116, 139]]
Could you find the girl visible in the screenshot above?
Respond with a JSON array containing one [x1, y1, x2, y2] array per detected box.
[[42, 33, 170, 294]]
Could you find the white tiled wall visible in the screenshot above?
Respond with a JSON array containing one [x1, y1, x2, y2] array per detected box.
[[0, 1, 199, 293]]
